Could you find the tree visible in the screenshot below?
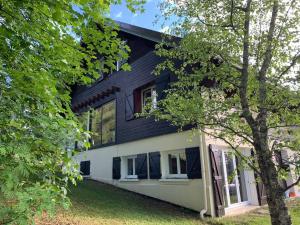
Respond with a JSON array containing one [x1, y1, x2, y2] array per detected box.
[[0, 1, 144, 224], [151, 1, 300, 224]]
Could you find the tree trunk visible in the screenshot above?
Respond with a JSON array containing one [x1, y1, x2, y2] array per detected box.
[[254, 138, 292, 225]]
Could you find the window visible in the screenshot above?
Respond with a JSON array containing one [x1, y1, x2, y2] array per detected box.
[[116, 40, 128, 72], [116, 60, 126, 71], [126, 156, 137, 179], [75, 111, 90, 150], [90, 100, 116, 146], [142, 85, 157, 110], [167, 150, 187, 178]]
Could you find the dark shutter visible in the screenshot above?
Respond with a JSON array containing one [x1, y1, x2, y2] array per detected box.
[[112, 157, 121, 179], [125, 94, 134, 120], [251, 149, 267, 205], [135, 153, 148, 179], [149, 152, 161, 179], [133, 88, 142, 113], [209, 145, 225, 217], [80, 160, 90, 176], [185, 147, 202, 179], [155, 73, 170, 101]]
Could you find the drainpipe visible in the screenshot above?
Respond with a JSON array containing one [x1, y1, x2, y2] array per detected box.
[[199, 130, 208, 219]]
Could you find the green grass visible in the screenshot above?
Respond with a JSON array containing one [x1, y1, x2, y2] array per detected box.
[[36, 180, 300, 225]]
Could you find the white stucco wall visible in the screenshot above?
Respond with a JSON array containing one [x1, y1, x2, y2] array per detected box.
[[74, 131, 212, 214]]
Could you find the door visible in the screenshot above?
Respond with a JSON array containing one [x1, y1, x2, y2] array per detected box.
[[221, 151, 248, 208], [209, 146, 225, 216]]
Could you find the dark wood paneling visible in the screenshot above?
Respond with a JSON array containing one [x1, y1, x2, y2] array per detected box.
[[72, 51, 177, 146]]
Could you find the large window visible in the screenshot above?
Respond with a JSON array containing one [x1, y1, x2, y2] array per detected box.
[[90, 100, 116, 146], [167, 150, 187, 178]]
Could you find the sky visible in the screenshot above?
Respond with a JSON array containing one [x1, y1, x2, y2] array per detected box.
[[110, 0, 164, 32]]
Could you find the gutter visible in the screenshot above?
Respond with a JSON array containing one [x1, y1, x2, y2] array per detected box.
[[199, 130, 208, 219]]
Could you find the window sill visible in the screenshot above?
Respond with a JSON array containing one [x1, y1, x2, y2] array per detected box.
[[159, 178, 190, 184], [119, 178, 140, 182]]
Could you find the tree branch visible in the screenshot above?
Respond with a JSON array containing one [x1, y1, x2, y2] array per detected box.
[[257, 0, 279, 128], [283, 176, 300, 192], [239, 0, 257, 130], [201, 128, 261, 175], [276, 52, 300, 82], [229, 0, 240, 35]]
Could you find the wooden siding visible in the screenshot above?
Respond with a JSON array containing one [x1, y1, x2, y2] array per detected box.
[[72, 51, 177, 146]]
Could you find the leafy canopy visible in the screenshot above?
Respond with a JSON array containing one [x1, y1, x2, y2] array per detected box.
[[0, 0, 144, 224], [152, 0, 300, 183]]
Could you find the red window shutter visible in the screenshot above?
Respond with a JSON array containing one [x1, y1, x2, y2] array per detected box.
[[133, 89, 142, 113]]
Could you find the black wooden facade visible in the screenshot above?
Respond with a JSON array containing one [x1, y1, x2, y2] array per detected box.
[[71, 23, 178, 147]]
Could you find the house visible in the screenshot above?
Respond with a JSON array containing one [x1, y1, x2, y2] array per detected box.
[[71, 21, 299, 217]]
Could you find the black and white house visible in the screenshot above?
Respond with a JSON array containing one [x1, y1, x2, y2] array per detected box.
[[71, 21, 299, 217]]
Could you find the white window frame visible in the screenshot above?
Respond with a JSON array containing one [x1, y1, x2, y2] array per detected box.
[[116, 60, 121, 71], [220, 149, 249, 209], [141, 85, 157, 111], [126, 155, 138, 179], [166, 149, 187, 179]]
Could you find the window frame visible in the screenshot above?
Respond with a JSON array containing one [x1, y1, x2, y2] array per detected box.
[[74, 111, 90, 151], [166, 149, 188, 179], [141, 85, 157, 111], [125, 155, 138, 179], [89, 100, 116, 147]]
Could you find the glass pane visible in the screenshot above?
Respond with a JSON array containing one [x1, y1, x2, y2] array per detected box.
[[236, 157, 248, 202], [128, 158, 133, 175], [78, 112, 89, 130], [143, 88, 152, 106], [168, 154, 178, 174], [101, 101, 116, 144], [219, 152, 228, 207], [225, 153, 238, 204], [75, 112, 89, 150], [152, 88, 157, 108], [91, 108, 102, 146], [179, 152, 187, 174]]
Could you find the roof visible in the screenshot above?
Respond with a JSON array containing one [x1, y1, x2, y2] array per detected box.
[[115, 20, 180, 43]]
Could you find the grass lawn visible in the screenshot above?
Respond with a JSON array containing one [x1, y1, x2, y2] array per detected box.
[[36, 180, 300, 225]]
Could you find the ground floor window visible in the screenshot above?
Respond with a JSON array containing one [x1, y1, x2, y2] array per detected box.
[[167, 150, 187, 178], [126, 156, 137, 179]]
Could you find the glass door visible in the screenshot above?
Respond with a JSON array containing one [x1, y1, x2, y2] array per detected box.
[[221, 151, 248, 208]]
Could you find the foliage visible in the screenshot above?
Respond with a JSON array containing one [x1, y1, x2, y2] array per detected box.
[[0, 0, 144, 224], [150, 0, 300, 224]]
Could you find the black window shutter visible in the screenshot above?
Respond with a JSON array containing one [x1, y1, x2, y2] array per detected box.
[[80, 160, 90, 176], [112, 157, 121, 179], [155, 73, 170, 101], [125, 93, 134, 121], [135, 153, 148, 179], [149, 152, 161, 179], [185, 147, 202, 179], [209, 145, 225, 217]]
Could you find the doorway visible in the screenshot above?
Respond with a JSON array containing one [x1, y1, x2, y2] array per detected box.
[[220, 151, 249, 209]]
